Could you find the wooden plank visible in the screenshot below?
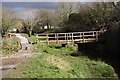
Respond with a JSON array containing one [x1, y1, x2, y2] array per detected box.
[[48, 37, 56, 39], [72, 31, 98, 34], [39, 41, 47, 43], [82, 35, 96, 37], [74, 38, 96, 41], [56, 36, 67, 38], [37, 30, 104, 44], [36, 30, 102, 36]]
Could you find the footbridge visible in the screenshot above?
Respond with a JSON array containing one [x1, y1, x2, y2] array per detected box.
[[36, 30, 106, 44]]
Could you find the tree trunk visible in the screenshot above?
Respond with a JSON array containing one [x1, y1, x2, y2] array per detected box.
[[47, 23, 49, 30], [28, 30, 32, 37]]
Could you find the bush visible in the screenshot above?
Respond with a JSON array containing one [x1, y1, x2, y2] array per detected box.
[[47, 44, 61, 48], [86, 60, 118, 78], [1, 37, 21, 55]]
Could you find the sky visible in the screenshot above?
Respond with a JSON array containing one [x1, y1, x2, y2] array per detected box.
[[2, 0, 119, 11], [2, 0, 119, 20], [2, 2, 59, 20], [2, 2, 58, 11], [2, 0, 119, 2], [2, 0, 82, 2]]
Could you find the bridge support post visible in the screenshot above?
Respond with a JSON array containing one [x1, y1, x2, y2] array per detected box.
[[65, 34, 66, 41], [72, 33, 74, 45], [83, 32, 85, 43], [57, 34, 59, 44], [67, 34, 68, 44], [55, 34, 57, 43], [93, 32, 94, 38], [96, 32, 98, 42], [36, 34, 39, 44], [46, 33, 49, 44]]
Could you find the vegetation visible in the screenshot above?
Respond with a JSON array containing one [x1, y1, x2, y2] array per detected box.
[[0, 37, 2, 55], [21, 15, 39, 37], [61, 2, 120, 32], [7, 44, 118, 78], [2, 1, 120, 78], [2, 8, 17, 36], [2, 2, 120, 35], [1, 36, 21, 55]]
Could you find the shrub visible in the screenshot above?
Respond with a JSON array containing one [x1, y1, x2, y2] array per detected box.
[[86, 60, 118, 78], [1, 37, 21, 55]]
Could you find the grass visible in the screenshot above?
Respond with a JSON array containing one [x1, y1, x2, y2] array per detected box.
[[7, 43, 118, 78], [21, 34, 44, 43], [21, 34, 37, 43], [1, 36, 21, 55]]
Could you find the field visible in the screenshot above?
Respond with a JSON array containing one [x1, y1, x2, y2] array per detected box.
[[6, 40, 118, 78]]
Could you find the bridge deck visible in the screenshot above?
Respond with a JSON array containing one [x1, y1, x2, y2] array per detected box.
[[36, 30, 105, 44]]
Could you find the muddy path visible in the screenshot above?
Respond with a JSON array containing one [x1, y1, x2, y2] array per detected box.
[[1, 34, 33, 78]]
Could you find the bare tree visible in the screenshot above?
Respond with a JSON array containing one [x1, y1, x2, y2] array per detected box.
[[2, 8, 16, 36], [20, 9, 40, 37], [53, 2, 78, 27], [0, 5, 2, 36], [37, 9, 54, 30]]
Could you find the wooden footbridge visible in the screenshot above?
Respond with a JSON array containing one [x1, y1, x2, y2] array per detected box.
[[36, 30, 106, 44]]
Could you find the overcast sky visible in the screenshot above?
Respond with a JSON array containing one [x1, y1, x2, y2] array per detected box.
[[2, 0, 119, 2], [2, 2, 58, 11], [2, 0, 119, 11]]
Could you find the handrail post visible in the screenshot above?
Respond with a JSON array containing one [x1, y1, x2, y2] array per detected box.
[[83, 32, 84, 43], [57, 33, 59, 44], [80, 33, 81, 43], [72, 33, 74, 45], [36, 34, 39, 43], [65, 33, 66, 43], [46, 33, 49, 44], [67, 33, 68, 44], [55, 34, 57, 43], [93, 32, 94, 38], [96, 31, 98, 42]]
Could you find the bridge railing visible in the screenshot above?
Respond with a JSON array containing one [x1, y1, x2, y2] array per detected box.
[[35, 30, 104, 44]]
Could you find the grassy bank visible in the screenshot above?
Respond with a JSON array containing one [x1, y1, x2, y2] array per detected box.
[[21, 34, 37, 43], [1, 36, 21, 56], [7, 43, 118, 78]]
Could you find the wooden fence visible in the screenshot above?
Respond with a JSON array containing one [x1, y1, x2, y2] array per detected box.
[[36, 30, 105, 44]]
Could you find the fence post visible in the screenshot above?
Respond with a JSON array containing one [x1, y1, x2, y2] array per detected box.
[[72, 33, 74, 45], [67, 33, 68, 44], [93, 32, 94, 38], [65, 33, 66, 41], [65, 33, 66, 44], [55, 34, 56, 43], [83, 32, 85, 43], [80, 33, 81, 43], [36, 34, 39, 43], [57, 33, 59, 44], [46, 33, 49, 44], [96, 31, 98, 41]]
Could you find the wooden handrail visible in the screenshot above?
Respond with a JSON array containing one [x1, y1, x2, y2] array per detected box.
[[36, 30, 104, 44], [35, 30, 104, 35]]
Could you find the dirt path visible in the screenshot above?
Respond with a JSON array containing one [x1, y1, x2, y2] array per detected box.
[[1, 34, 33, 78]]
